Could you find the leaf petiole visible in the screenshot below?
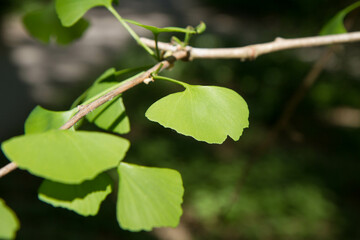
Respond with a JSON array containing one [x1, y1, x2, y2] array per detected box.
[[106, 6, 155, 58], [151, 63, 164, 78], [171, 36, 184, 46], [183, 26, 194, 45], [152, 75, 189, 88], [154, 33, 161, 61]]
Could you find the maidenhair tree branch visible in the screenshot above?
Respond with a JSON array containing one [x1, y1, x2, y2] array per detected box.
[[0, 50, 188, 178], [140, 31, 360, 59], [0, 162, 18, 178], [2, 31, 360, 178]]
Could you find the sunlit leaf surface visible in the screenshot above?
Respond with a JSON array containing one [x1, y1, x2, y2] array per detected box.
[[25, 106, 76, 134], [146, 85, 249, 144], [0, 198, 20, 239], [2, 130, 130, 184], [117, 163, 184, 231], [56, 0, 113, 26]]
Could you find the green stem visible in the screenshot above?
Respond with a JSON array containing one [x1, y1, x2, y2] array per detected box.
[[154, 33, 160, 61], [151, 63, 163, 76], [107, 6, 155, 57], [184, 26, 193, 45], [171, 36, 184, 47], [153, 75, 189, 88]]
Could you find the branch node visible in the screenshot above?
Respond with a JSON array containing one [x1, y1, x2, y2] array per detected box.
[[77, 105, 85, 111], [248, 46, 258, 60], [183, 46, 193, 61], [144, 77, 154, 84]]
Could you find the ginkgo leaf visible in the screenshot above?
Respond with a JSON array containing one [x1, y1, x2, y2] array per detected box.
[[0, 198, 20, 240], [85, 83, 130, 134], [56, 0, 113, 27], [117, 163, 184, 231], [23, 3, 89, 45], [38, 173, 112, 216], [1, 130, 130, 184], [146, 85, 249, 144], [24, 106, 77, 134], [320, 1, 360, 35]]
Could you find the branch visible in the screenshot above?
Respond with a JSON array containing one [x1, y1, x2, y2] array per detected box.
[[2, 32, 360, 178], [0, 50, 188, 178], [141, 31, 360, 59], [0, 162, 18, 178]]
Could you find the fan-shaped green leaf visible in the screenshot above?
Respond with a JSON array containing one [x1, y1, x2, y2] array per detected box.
[[85, 83, 130, 134], [146, 85, 249, 144], [25, 106, 77, 134], [117, 163, 184, 231], [320, 1, 360, 35], [124, 19, 197, 35], [38, 173, 112, 216], [0, 198, 20, 239], [56, 0, 113, 27], [1, 130, 130, 184], [23, 3, 89, 45]]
